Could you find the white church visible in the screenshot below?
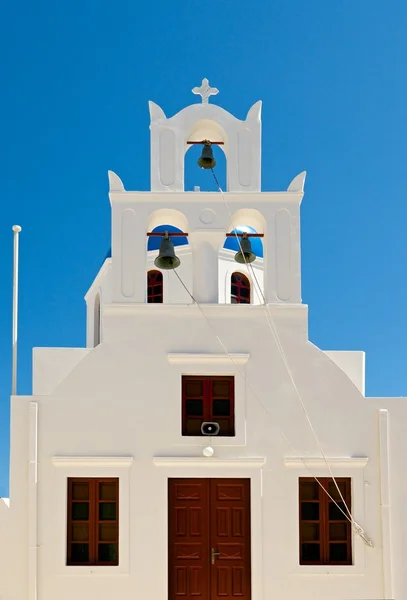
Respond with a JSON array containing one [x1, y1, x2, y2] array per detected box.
[[1, 79, 405, 600]]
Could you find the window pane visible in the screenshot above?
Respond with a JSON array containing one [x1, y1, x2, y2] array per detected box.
[[216, 418, 233, 436], [329, 543, 348, 562], [72, 482, 89, 500], [329, 502, 346, 520], [99, 503, 117, 520], [299, 482, 319, 501], [328, 481, 347, 502], [301, 543, 320, 562], [212, 399, 230, 416], [301, 523, 319, 541], [185, 399, 203, 416], [240, 287, 250, 298], [99, 483, 117, 501], [185, 380, 203, 396], [329, 523, 347, 541], [212, 380, 230, 397], [184, 418, 203, 435], [98, 543, 117, 563], [72, 523, 89, 542], [72, 502, 89, 520], [99, 523, 117, 541], [71, 543, 89, 563], [301, 503, 319, 520]]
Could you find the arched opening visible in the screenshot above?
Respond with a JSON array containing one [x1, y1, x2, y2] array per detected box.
[[147, 224, 188, 252], [93, 293, 101, 347], [223, 225, 263, 259], [184, 143, 226, 192], [231, 272, 251, 304], [147, 270, 163, 303]]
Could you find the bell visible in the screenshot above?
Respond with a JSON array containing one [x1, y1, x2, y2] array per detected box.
[[154, 234, 181, 270], [197, 141, 216, 169], [234, 234, 256, 264]]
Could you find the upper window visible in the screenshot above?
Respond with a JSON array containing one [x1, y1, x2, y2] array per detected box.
[[231, 272, 250, 304], [147, 270, 163, 303], [67, 478, 119, 566], [299, 477, 352, 565], [182, 376, 235, 436]]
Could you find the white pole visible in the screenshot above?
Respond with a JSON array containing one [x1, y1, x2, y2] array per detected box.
[[12, 225, 21, 396]]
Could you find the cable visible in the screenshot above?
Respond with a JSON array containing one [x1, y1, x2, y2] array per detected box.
[[208, 169, 373, 547], [172, 268, 360, 529]]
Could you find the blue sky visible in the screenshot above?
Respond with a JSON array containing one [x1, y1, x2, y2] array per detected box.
[[0, 1, 406, 495]]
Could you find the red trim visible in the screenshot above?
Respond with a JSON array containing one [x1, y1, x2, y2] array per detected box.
[[225, 233, 264, 238], [299, 478, 352, 565], [146, 232, 189, 237], [147, 270, 163, 303], [231, 272, 251, 304]]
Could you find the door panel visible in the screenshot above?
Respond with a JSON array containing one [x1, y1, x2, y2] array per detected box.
[[168, 478, 251, 600], [168, 479, 210, 599], [210, 479, 251, 600]]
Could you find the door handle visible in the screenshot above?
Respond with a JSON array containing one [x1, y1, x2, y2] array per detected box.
[[211, 548, 221, 565]]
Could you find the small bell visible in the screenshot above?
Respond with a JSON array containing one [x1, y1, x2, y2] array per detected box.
[[154, 233, 181, 270], [197, 140, 216, 169], [234, 234, 256, 264]]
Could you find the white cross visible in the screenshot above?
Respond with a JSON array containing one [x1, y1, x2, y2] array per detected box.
[[192, 78, 219, 104]]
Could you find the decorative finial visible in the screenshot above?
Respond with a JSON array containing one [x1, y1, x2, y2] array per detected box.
[[192, 78, 219, 104]]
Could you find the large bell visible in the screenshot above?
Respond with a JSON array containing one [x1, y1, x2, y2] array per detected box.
[[197, 140, 216, 169], [234, 234, 256, 264], [154, 234, 181, 270]]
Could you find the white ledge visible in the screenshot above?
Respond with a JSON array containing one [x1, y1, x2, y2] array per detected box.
[[167, 353, 250, 365], [284, 457, 369, 469], [153, 457, 265, 468], [52, 456, 134, 467]]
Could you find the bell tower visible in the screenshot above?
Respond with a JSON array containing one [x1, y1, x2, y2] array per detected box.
[[86, 79, 306, 345], [149, 78, 262, 192]]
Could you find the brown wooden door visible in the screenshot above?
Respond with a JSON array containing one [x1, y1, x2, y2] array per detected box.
[[168, 478, 251, 600]]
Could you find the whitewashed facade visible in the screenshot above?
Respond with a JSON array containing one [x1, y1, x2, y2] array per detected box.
[[1, 80, 405, 600]]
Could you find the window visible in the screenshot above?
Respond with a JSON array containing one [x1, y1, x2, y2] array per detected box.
[[182, 376, 235, 436], [299, 478, 352, 565], [231, 272, 250, 304], [67, 478, 119, 566], [147, 270, 163, 303]]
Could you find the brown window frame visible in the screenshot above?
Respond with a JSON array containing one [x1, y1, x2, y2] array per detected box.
[[231, 272, 251, 304], [147, 270, 163, 303], [299, 477, 352, 565], [182, 375, 235, 437], [67, 477, 119, 566]]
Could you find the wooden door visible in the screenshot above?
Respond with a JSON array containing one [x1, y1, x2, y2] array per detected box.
[[168, 478, 251, 600]]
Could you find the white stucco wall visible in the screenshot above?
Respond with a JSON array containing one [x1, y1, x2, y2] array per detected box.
[[2, 90, 404, 600], [2, 303, 405, 600]]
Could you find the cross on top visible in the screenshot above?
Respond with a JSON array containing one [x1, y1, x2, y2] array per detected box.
[[192, 78, 219, 104]]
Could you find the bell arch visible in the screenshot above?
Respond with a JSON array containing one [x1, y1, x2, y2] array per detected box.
[[146, 210, 193, 305]]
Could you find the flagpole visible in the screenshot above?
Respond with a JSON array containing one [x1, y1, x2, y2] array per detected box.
[[12, 225, 21, 396]]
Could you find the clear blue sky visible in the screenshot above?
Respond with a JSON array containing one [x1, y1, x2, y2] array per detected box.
[[0, 1, 406, 495]]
